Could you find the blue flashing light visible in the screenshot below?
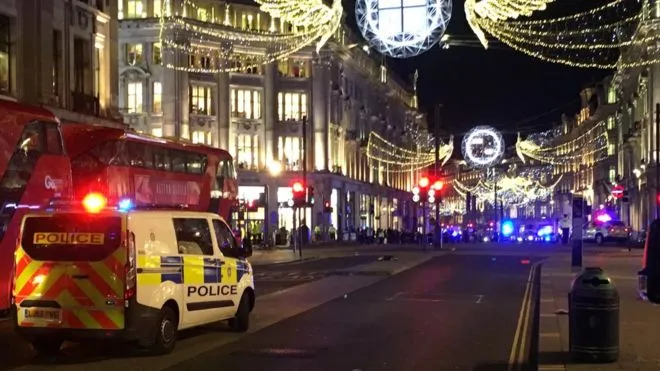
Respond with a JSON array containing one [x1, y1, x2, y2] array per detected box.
[[451, 230, 459, 237], [118, 198, 134, 212], [544, 236, 552, 242], [537, 225, 553, 237], [502, 220, 514, 236]]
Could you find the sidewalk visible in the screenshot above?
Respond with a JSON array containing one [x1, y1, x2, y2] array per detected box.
[[249, 243, 421, 266], [538, 249, 660, 370]]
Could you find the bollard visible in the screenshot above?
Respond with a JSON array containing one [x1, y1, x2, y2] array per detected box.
[[569, 267, 619, 363]]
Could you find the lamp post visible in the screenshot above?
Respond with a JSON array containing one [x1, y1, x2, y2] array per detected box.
[[265, 160, 282, 248]]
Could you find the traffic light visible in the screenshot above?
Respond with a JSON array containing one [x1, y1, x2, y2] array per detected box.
[[308, 186, 315, 204], [431, 180, 444, 203], [246, 199, 258, 212], [323, 200, 333, 213], [292, 181, 306, 207]]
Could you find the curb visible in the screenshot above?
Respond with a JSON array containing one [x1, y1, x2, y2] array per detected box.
[[251, 256, 321, 267], [537, 262, 568, 371]]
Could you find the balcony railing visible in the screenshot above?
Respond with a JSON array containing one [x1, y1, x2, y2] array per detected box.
[[71, 91, 100, 116]]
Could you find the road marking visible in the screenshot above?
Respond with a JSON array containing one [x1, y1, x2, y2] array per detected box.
[[386, 291, 404, 301], [507, 261, 541, 371], [516, 263, 539, 368], [540, 298, 554, 303], [540, 313, 555, 318], [538, 365, 567, 370]]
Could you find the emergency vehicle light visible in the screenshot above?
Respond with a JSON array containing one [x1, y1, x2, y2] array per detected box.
[[118, 198, 134, 212], [82, 192, 107, 214]]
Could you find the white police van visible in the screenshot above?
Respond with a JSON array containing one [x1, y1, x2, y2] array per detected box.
[[13, 193, 254, 355]]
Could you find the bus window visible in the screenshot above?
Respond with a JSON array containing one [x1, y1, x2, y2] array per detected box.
[[89, 140, 119, 165], [186, 152, 204, 174], [128, 141, 147, 167], [109, 141, 129, 166], [171, 150, 186, 173], [154, 147, 171, 171], [143, 144, 154, 168], [44, 123, 64, 155], [18, 121, 44, 155]]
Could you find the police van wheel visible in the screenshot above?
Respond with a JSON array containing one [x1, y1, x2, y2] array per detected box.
[[32, 338, 63, 355], [229, 294, 250, 332], [152, 306, 177, 354]]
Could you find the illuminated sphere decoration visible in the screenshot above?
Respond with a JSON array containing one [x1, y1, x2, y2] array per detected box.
[[461, 126, 505, 168], [355, 0, 452, 59]]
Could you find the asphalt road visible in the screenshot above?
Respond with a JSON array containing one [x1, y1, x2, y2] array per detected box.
[[165, 254, 544, 371], [256, 255, 380, 296]]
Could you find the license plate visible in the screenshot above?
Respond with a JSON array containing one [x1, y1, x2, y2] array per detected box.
[[24, 308, 62, 322]]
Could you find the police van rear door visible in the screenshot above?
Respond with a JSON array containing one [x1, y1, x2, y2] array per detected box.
[[15, 213, 126, 330]]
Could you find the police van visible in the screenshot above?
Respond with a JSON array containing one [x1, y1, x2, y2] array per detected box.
[[12, 192, 255, 355]]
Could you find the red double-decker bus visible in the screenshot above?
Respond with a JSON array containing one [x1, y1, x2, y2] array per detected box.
[[0, 100, 72, 316], [61, 123, 238, 220]]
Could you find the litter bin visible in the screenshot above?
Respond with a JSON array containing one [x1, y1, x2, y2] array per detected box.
[[569, 267, 619, 363]]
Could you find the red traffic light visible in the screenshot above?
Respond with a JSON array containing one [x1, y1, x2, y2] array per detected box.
[[418, 177, 430, 188], [432, 180, 444, 190], [292, 181, 304, 193], [324, 200, 330, 208]]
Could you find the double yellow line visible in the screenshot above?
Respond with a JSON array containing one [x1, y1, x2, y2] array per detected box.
[[508, 261, 541, 371]]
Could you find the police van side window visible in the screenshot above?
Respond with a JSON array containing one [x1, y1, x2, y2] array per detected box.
[[212, 219, 237, 257], [172, 218, 214, 256]]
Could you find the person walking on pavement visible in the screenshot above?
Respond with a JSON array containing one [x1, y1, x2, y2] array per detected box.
[[560, 214, 571, 245]]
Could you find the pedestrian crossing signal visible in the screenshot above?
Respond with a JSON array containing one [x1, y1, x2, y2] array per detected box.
[[323, 200, 333, 213]]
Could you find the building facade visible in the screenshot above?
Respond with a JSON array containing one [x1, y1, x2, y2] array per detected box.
[[117, 0, 426, 239], [0, 0, 121, 125]]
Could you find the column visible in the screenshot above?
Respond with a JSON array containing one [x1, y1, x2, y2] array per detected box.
[[162, 46, 177, 137], [264, 62, 277, 165], [178, 62, 190, 139], [312, 54, 329, 171], [216, 70, 230, 149], [17, 0, 53, 105]]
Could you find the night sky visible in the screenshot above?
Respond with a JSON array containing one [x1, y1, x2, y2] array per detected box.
[[342, 0, 613, 137]]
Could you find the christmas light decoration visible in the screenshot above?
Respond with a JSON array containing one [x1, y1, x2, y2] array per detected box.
[[453, 174, 562, 208], [466, 0, 660, 68], [465, 0, 556, 48], [159, 0, 342, 73], [516, 122, 609, 165], [355, 0, 452, 58], [366, 132, 454, 173], [461, 126, 505, 168]]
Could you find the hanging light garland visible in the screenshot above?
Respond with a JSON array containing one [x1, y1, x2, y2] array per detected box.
[[158, 0, 342, 73], [453, 174, 562, 208], [366, 132, 454, 173], [516, 121, 610, 165], [465, 0, 556, 48], [466, 0, 660, 68]]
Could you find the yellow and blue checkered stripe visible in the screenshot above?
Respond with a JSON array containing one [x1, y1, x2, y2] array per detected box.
[[137, 256, 249, 285]]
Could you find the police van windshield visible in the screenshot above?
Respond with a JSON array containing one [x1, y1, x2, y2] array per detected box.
[[21, 215, 122, 262]]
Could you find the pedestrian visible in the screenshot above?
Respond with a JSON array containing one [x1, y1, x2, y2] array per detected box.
[[560, 214, 571, 245]]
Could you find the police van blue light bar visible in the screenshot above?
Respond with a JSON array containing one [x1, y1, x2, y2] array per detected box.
[[117, 198, 134, 212]]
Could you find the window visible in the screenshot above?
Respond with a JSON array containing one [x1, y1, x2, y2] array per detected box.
[[609, 167, 616, 182], [218, 159, 237, 179], [277, 92, 307, 121], [608, 143, 615, 156], [186, 152, 205, 174], [607, 116, 615, 130], [172, 150, 186, 172], [44, 123, 63, 155], [0, 16, 9, 95], [607, 86, 617, 104], [154, 147, 171, 170], [152, 42, 162, 64], [236, 134, 259, 169], [127, 0, 144, 18], [191, 130, 212, 145], [230, 89, 261, 119], [197, 7, 208, 21], [126, 43, 143, 65], [127, 81, 143, 113], [153, 82, 162, 113], [151, 128, 163, 137], [173, 218, 214, 256], [190, 85, 213, 115], [213, 219, 237, 257], [118, 0, 124, 19], [278, 136, 300, 169], [153, 0, 162, 17]]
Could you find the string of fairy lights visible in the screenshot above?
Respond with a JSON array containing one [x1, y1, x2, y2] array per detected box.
[[466, 0, 660, 68], [365, 131, 454, 173], [158, 0, 342, 73], [516, 121, 610, 166], [453, 174, 563, 208]]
